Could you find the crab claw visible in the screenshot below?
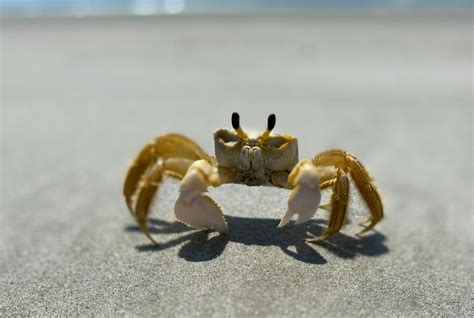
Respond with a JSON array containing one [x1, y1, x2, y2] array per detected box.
[[174, 160, 228, 233], [278, 160, 321, 228]]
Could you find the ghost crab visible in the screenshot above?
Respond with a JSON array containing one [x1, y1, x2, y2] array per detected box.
[[124, 113, 383, 245]]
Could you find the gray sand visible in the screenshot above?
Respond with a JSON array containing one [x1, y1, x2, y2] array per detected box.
[[1, 12, 472, 317]]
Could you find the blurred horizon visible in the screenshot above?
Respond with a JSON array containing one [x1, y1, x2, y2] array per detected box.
[[1, 0, 472, 17]]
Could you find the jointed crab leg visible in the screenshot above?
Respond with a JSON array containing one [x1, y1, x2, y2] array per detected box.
[[133, 158, 194, 244], [279, 150, 382, 241], [307, 169, 350, 242], [313, 149, 384, 235], [123, 134, 211, 244], [124, 133, 211, 211]]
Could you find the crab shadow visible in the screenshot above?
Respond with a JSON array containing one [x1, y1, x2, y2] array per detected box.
[[126, 216, 388, 264]]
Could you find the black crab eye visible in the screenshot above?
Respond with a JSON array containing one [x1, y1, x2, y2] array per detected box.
[[267, 114, 276, 131], [231, 112, 240, 130]]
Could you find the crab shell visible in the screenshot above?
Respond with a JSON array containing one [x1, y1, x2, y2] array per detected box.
[[214, 129, 299, 186]]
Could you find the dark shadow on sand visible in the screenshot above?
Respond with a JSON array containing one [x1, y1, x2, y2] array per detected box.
[[126, 216, 388, 264]]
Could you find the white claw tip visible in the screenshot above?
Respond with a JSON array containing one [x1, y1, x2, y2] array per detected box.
[[277, 210, 294, 228], [277, 220, 286, 228], [214, 221, 229, 234]]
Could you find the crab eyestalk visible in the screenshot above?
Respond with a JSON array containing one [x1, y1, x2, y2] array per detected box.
[[260, 113, 276, 141], [231, 112, 248, 139]]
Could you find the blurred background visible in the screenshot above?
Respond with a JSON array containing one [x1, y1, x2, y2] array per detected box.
[[1, 1, 473, 317], [1, 0, 472, 17]]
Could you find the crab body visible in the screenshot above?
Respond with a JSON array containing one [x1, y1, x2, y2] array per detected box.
[[214, 128, 298, 186], [124, 113, 384, 245]]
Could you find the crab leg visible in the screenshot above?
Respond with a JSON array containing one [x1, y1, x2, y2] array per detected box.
[[313, 149, 384, 235], [123, 134, 211, 213], [307, 169, 350, 242], [123, 134, 211, 245], [174, 160, 228, 233], [133, 158, 194, 245]]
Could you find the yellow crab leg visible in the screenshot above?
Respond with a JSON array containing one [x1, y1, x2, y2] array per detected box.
[[307, 169, 350, 242], [313, 149, 384, 235], [132, 157, 195, 245], [123, 133, 211, 213]]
